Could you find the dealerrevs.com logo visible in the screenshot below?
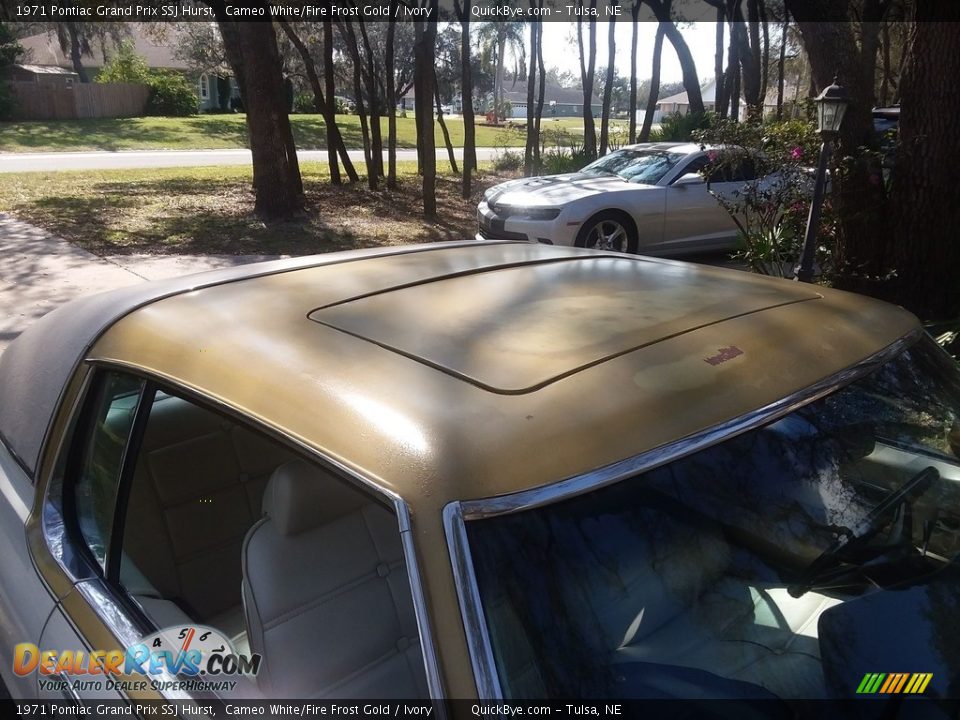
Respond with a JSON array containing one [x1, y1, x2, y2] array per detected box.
[[13, 624, 261, 694]]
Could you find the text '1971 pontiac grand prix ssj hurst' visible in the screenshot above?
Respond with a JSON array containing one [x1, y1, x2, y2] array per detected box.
[[0, 241, 958, 707]]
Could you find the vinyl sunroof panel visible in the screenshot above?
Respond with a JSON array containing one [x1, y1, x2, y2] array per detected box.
[[308, 257, 820, 393]]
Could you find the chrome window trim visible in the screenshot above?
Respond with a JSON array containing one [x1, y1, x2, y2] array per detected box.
[[40, 360, 447, 701], [397, 502, 448, 707], [442, 502, 502, 700], [444, 329, 921, 698], [36, 366, 96, 590]]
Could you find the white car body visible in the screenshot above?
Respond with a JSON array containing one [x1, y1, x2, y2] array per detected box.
[[478, 142, 756, 256]]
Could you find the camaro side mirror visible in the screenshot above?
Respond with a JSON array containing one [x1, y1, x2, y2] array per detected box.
[[673, 173, 704, 187]]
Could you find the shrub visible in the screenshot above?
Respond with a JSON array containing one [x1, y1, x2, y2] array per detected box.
[[542, 146, 590, 174], [146, 71, 197, 117], [493, 149, 523, 172], [1, 24, 24, 118], [294, 92, 316, 114], [0, 83, 14, 121], [538, 127, 589, 174], [95, 41, 197, 117], [96, 40, 150, 83], [693, 116, 834, 279], [650, 111, 712, 141]]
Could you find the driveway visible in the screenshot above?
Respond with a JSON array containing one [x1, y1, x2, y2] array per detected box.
[[0, 214, 280, 354], [0, 147, 501, 173]]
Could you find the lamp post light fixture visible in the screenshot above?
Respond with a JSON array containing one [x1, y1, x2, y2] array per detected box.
[[795, 78, 850, 283]]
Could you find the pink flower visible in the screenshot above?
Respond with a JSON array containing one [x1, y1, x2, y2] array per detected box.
[[707, 150, 718, 162], [790, 147, 803, 160]]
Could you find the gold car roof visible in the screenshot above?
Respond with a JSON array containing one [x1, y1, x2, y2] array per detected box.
[[91, 242, 918, 508], [309, 255, 820, 393]]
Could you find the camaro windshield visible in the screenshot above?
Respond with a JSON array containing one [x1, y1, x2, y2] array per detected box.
[[465, 336, 960, 699], [579, 150, 687, 184]]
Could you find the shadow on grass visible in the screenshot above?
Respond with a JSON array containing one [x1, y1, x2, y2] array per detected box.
[[0, 118, 207, 152], [179, 116, 249, 146], [7, 170, 491, 256]]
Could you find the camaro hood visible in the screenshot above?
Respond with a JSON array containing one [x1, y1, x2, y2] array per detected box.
[[486, 173, 654, 207]]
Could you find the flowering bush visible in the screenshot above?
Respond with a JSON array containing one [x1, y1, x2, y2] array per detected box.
[[692, 118, 837, 280]]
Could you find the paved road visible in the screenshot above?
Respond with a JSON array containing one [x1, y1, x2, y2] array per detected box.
[[0, 147, 501, 173]]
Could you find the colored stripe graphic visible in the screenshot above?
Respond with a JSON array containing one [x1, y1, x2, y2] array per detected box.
[[857, 673, 933, 694], [913, 673, 933, 694]]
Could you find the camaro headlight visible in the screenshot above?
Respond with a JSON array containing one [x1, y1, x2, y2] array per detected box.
[[519, 207, 562, 221], [489, 203, 561, 221]]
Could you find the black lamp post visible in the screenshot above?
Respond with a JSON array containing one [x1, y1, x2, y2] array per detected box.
[[794, 78, 850, 283]]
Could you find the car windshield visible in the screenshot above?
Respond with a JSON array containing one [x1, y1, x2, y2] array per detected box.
[[465, 336, 960, 699], [579, 149, 686, 184]]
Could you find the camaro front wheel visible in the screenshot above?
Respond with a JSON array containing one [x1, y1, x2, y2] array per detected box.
[[575, 211, 638, 254]]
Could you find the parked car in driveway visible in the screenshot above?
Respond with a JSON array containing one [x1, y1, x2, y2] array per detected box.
[[1, 240, 958, 703], [478, 142, 766, 256]]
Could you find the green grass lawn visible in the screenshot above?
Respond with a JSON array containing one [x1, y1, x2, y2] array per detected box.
[[0, 114, 532, 153], [0, 162, 512, 255]]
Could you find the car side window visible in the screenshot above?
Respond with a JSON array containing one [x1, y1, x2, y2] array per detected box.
[[730, 156, 758, 182], [66, 373, 429, 699], [71, 371, 144, 573], [679, 156, 710, 177], [706, 154, 759, 183]]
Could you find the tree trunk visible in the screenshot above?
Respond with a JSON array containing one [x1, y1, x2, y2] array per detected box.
[[495, 29, 506, 119], [776, 11, 788, 119], [414, 14, 437, 218], [386, 2, 398, 189], [456, 0, 476, 198], [644, 0, 703, 115], [324, 19, 358, 183], [787, 6, 889, 293], [578, 5, 598, 160], [713, 6, 726, 118], [223, 16, 304, 220], [66, 23, 90, 83], [759, 0, 770, 113], [357, 19, 384, 179], [341, 20, 376, 190], [435, 71, 459, 174], [740, 0, 763, 120], [525, 13, 537, 174], [724, 2, 741, 120], [662, 21, 705, 115], [599, 3, 617, 156], [339, 20, 380, 190], [885, 18, 960, 319], [639, 24, 664, 141], [629, 0, 640, 142], [727, 26, 741, 121], [278, 20, 356, 186], [534, 16, 545, 169]]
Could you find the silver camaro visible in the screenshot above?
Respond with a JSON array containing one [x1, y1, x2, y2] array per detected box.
[[478, 142, 767, 256]]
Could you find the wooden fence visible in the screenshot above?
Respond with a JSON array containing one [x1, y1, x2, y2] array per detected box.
[[8, 82, 150, 121]]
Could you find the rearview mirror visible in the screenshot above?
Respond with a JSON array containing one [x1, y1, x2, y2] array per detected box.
[[673, 173, 704, 187]]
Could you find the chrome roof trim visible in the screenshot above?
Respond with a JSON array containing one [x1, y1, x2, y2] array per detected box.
[[443, 502, 502, 700], [444, 329, 921, 699], [460, 329, 921, 520]]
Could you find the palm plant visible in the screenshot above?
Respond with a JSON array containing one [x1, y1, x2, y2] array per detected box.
[[476, 19, 526, 120]]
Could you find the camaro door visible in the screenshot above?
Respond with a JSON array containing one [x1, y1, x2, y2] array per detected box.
[[661, 157, 740, 253]]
